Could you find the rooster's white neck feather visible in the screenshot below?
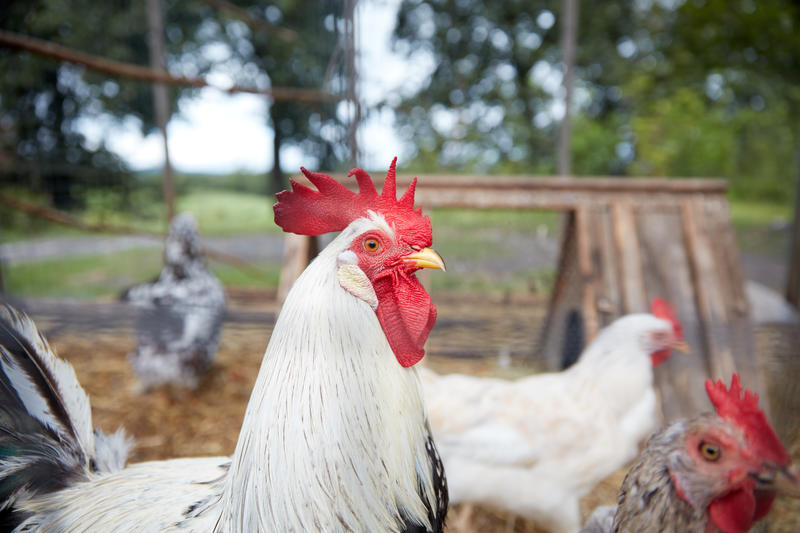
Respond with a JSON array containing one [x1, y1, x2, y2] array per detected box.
[[217, 218, 435, 532]]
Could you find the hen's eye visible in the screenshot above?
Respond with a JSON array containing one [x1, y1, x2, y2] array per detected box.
[[364, 238, 381, 252], [699, 441, 721, 462]]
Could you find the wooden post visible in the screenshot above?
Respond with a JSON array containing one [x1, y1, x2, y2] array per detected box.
[[557, 0, 578, 176], [147, 0, 175, 222], [278, 234, 319, 302], [787, 149, 800, 307]]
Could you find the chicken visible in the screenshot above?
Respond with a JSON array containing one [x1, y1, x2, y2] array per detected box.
[[0, 158, 449, 532], [422, 300, 687, 533], [123, 212, 227, 389], [581, 373, 799, 533]]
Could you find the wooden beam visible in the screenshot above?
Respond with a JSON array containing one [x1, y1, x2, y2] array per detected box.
[[788, 153, 800, 307], [574, 206, 599, 340], [611, 201, 647, 313], [278, 234, 318, 302]]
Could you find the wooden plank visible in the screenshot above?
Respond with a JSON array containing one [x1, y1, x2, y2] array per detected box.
[[290, 173, 729, 194], [788, 166, 800, 306], [704, 196, 749, 315], [574, 206, 599, 341], [693, 198, 765, 403], [589, 207, 621, 325], [637, 207, 710, 420], [286, 174, 729, 211], [277, 234, 318, 302], [682, 199, 738, 381], [539, 212, 580, 369], [611, 202, 647, 313]]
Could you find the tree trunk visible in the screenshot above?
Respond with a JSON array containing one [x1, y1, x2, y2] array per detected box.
[[557, 0, 578, 177], [269, 108, 285, 196], [147, 0, 175, 222]]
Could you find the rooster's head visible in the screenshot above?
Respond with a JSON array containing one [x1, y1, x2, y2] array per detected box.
[[274, 157, 445, 367]]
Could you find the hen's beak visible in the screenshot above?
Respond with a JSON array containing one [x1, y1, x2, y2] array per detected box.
[[403, 248, 446, 272], [753, 463, 800, 497], [672, 340, 691, 354]]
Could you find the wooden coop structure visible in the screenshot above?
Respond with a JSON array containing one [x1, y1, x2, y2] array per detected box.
[[279, 175, 758, 420]]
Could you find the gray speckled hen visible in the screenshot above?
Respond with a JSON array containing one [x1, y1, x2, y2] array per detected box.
[[581, 374, 799, 533], [0, 159, 448, 532], [124, 213, 227, 389]]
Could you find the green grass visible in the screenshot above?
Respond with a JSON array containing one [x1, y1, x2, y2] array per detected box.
[[1, 187, 280, 241], [177, 190, 280, 236], [728, 199, 792, 229], [4, 248, 280, 300], [5, 249, 163, 300]]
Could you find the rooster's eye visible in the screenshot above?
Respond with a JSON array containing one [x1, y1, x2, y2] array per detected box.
[[699, 441, 721, 462], [364, 238, 381, 253]]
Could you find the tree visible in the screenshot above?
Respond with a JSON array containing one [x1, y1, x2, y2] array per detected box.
[[211, 0, 346, 194], [391, 0, 637, 173], [0, 0, 208, 209]]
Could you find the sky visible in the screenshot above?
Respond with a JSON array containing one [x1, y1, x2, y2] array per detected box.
[[79, 0, 423, 175]]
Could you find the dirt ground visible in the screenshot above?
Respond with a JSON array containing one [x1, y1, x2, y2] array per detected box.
[[24, 288, 800, 532]]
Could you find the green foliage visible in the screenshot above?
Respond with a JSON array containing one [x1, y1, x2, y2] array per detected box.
[[391, 0, 800, 205], [0, 0, 211, 209]]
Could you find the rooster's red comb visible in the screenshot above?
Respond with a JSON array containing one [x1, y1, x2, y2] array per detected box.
[[706, 373, 790, 465], [274, 157, 429, 238], [650, 298, 683, 340]]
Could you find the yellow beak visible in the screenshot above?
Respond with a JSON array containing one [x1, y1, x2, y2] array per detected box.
[[403, 248, 446, 272], [672, 340, 691, 354]]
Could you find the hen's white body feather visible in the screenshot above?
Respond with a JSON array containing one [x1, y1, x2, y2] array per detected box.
[[422, 314, 670, 533]]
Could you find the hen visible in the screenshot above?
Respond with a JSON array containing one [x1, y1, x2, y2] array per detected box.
[[422, 300, 687, 533], [0, 158, 448, 532], [581, 374, 799, 533], [123, 212, 227, 389]]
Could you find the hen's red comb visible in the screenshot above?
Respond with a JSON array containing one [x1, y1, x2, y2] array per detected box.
[[274, 157, 428, 238], [650, 298, 683, 340], [706, 373, 790, 465]]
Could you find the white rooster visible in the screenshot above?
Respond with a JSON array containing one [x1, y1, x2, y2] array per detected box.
[[0, 158, 449, 532], [421, 300, 688, 533]]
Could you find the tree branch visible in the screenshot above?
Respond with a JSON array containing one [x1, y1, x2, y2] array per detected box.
[[0, 29, 337, 103]]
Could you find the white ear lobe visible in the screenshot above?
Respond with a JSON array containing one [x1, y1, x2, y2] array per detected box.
[[337, 263, 378, 309]]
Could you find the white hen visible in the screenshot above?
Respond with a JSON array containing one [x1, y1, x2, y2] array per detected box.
[[421, 300, 686, 533]]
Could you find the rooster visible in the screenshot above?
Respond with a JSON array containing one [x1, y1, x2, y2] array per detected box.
[[422, 300, 688, 533], [581, 373, 799, 533], [0, 158, 449, 532]]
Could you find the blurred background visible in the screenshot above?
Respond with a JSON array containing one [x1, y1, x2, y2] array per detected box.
[[0, 0, 799, 530], [1, 0, 798, 300]]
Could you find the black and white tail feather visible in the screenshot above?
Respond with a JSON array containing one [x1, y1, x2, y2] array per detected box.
[[0, 303, 131, 528]]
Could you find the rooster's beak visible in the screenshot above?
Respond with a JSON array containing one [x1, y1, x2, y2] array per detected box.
[[672, 340, 690, 354], [403, 248, 446, 272]]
